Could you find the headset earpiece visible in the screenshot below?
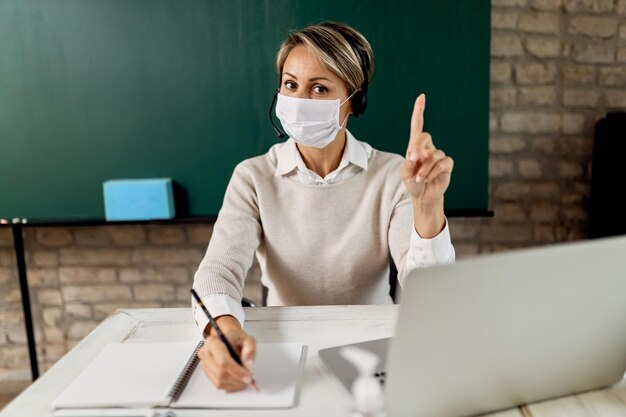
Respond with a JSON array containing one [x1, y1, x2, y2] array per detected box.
[[351, 87, 368, 118]]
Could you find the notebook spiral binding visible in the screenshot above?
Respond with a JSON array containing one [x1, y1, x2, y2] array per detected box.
[[168, 340, 205, 402]]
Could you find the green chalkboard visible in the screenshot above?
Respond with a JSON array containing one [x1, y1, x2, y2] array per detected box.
[[0, 0, 490, 220]]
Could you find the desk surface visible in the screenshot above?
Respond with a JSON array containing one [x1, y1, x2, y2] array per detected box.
[[1, 306, 624, 417]]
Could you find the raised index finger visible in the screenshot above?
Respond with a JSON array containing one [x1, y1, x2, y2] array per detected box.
[[407, 94, 426, 161]]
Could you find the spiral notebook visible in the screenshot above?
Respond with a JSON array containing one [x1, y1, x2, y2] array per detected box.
[[52, 341, 305, 410]]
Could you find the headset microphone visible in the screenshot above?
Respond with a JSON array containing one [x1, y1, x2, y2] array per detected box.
[[268, 90, 286, 139]]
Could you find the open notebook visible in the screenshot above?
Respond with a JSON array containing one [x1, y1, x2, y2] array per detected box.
[[52, 341, 305, 410]]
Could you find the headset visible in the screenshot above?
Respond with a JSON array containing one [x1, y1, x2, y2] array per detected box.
[[269, 29, 371, 139]]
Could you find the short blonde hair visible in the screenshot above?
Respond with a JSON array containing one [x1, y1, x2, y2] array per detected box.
[[275, 21, 374, 95]]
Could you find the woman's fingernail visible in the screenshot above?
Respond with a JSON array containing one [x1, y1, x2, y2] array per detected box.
[[246, 360, 254, 370], [243, 376, 253, 384], [409, 151, 416, 162], [415, 176, 423, 183]]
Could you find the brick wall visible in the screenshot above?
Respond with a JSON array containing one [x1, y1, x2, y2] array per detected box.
[[1, 0, 625, 386]]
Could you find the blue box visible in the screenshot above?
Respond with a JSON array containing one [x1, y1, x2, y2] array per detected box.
[[103, 178, 175, 221]]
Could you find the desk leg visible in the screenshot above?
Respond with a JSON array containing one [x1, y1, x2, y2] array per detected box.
[[12, 224, 39, 381]]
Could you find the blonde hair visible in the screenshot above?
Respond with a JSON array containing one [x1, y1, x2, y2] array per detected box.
[[275, 21, 374, 95]]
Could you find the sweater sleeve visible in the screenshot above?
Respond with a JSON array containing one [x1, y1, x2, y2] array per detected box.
[[191, 162, 262, 333], [388, 192, 455, 288]]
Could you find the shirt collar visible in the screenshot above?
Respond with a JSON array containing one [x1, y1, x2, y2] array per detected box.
[[274, 129, 369, 177]]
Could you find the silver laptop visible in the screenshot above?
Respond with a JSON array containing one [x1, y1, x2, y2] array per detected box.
[[319, 235, 626, 417]]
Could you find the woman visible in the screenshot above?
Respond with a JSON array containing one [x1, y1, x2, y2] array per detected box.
[[192, 21, 455, 392]]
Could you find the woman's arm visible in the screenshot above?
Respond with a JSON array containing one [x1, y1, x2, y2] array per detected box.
[[399, 94, 453, 236], [191, 161, 262, 392]]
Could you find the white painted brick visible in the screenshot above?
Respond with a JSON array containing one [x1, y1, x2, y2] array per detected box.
[[43, 344, 67, 362], [0, 267, 15, 285], [562, 64, 595, 85], [492, 34, 524, 57], [3, 289, 21, 303], [119, 266, 189, 285], [516, 62, 557, 84], [491, 61, 513, 83], [572, 42, 615, 63], [495, 181, 559, 200], [0, 346, 29, 368], [562, 113, 587, 134], [6, 323, 27, 344], [0, 229, 13, 248], [568, 16, 618, 38], [32, 250, 58, 267], [42, 308, 62, 327], [559, 161, 584, 177], [62, 285, 132, 303], [531, 0, 562, 10], [495, 203, 527, 221], [563, 206, 587, 222], [43, 326, 65, 343], [59, 267, 117, 284], [492, 10, 519, 29], [185, 225, 213, 245], [449, 219, 483, 240], [564, 0, 614, 13], [73, 227, 112, 246], [481, 224, 532, 243], [92, 302, 160, 320], [530, 203, 558, 222], [530, 137, 557, 153], [490, 112, 499, 132], [534, 226, 556, 242], [148, 226, 186, 245], [37, 289, 63, 306], [489, 136, 527, 153], [107, 226, 146, 246], [65, 303, 92, 319], [67, 321, 100, 340], [519, 159, 543, 178], [0, 249, 15, 266], [36, 229, 73, 247], [131, 248, 204, 266], [490, 158, 515, 177], [519, 12, 560, 33], [29, 268, 59, 287], [524, 36, 560, 58], [605, 90, 626, 107], [491, 87, 517, 107], [518, 86, 557, 105], [493, 0, 528, 6], [501, 112, 561, 133], [59, 249, 131, 266], [453, 243, 481, 258], [563, 89, 602, 107], [599, 67, 626, 86], [133, 284, 175, 302]]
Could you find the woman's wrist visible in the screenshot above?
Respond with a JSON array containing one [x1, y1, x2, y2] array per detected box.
[[411, 197, 445, 239], [203, 315, 242, 337]]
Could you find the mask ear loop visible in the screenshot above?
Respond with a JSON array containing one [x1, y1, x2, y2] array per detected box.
[[338, 89, 359, 128]]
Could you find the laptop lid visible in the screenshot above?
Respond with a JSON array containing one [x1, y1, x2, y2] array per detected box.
[[386, 235, 626, 417]]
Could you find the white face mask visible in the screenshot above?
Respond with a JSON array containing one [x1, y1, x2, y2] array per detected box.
[[275, 92, 355, 149]]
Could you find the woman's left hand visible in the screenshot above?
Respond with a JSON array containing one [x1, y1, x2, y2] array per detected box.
[[400, 94, 454, 204]]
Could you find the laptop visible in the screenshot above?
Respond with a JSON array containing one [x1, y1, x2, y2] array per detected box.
[[319, 235, 626, 417]]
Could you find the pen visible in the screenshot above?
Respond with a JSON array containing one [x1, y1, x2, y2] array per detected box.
[[190, 289, 259, 391]]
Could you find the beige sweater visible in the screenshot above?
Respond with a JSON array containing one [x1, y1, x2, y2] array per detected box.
[[192, 145, 454, 327]]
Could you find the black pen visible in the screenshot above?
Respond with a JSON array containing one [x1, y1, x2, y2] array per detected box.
[[190, 289, 259, 391]]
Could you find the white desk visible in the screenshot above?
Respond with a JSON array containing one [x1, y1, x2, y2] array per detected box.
[[1, 306, 624, 417]]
